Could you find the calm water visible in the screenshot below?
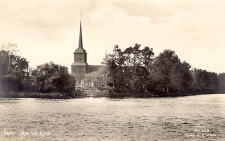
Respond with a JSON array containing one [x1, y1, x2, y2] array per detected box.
[[0, 94, 225, 141]]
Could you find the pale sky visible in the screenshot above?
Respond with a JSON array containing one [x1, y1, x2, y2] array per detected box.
[[0, 0, 224, 73]]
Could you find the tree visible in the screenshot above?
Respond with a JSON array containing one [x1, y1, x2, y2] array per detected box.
[[191, 69, 218, 93], [149, 50, 192, 95], [102, 44, 154, 94], [0, 50, 9, 75], [31, 62, 73, 93], [170, 61, 193, 93], [218, 73, 225, 93], [0, 43, 29, 92]]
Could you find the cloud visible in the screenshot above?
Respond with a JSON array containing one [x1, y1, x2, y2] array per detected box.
[[0, 0, 97, 40], [0, 0, 224, 73], [114, 0, 173, 23]]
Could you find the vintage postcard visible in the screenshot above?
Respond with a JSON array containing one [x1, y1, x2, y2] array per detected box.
[[0, 0, 224, 140]]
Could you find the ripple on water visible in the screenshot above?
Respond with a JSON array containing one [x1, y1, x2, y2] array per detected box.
[[0, 95, 225, 140]]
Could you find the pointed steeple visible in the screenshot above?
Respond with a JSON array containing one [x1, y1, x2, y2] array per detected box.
[[78, 21, 83, 49], [74, 21, 86, 54], [71, 14, 88, 82]]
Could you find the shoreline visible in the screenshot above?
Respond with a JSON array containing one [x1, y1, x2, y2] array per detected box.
[[0, 92, 86, 99], [0, 91, 223, 99]]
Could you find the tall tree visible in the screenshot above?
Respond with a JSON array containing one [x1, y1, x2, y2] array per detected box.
[[149, 50, 192, 95], [0, 43, 29, 92], [102, 44, 154, 94]]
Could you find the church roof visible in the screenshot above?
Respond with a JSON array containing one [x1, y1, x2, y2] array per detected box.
[[74, 22, 86, 54], [75, 48, 86, 53], [86, 65, 105, 76]]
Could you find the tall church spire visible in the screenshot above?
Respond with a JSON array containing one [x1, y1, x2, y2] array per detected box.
[[74, 11, 86, 54], [78, 21, 83, 49], [71, 13, 87, 83]]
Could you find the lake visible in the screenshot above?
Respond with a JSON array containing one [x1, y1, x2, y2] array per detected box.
[[0, 94, 225, 141]]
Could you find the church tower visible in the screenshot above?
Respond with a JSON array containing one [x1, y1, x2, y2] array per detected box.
[[71, 22, 88, 83]]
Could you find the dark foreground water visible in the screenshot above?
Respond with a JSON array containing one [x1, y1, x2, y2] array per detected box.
[[0, 94, 225, 141]]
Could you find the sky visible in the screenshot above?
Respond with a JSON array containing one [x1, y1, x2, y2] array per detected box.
[[0, 0, 224, 73]]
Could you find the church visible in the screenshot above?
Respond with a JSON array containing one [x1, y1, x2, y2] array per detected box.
[[71, 22, 88, 83], [71, 22, 110, 88]]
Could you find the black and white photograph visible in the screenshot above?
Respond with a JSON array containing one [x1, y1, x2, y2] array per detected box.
[[0, 0, 225, 140]]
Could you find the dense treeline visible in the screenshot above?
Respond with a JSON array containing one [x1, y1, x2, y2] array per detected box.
[[1, 43, 225, 97], [191, 69, 218, 94], [0, 44, 74, 94], [103, 44, 224, 97]]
